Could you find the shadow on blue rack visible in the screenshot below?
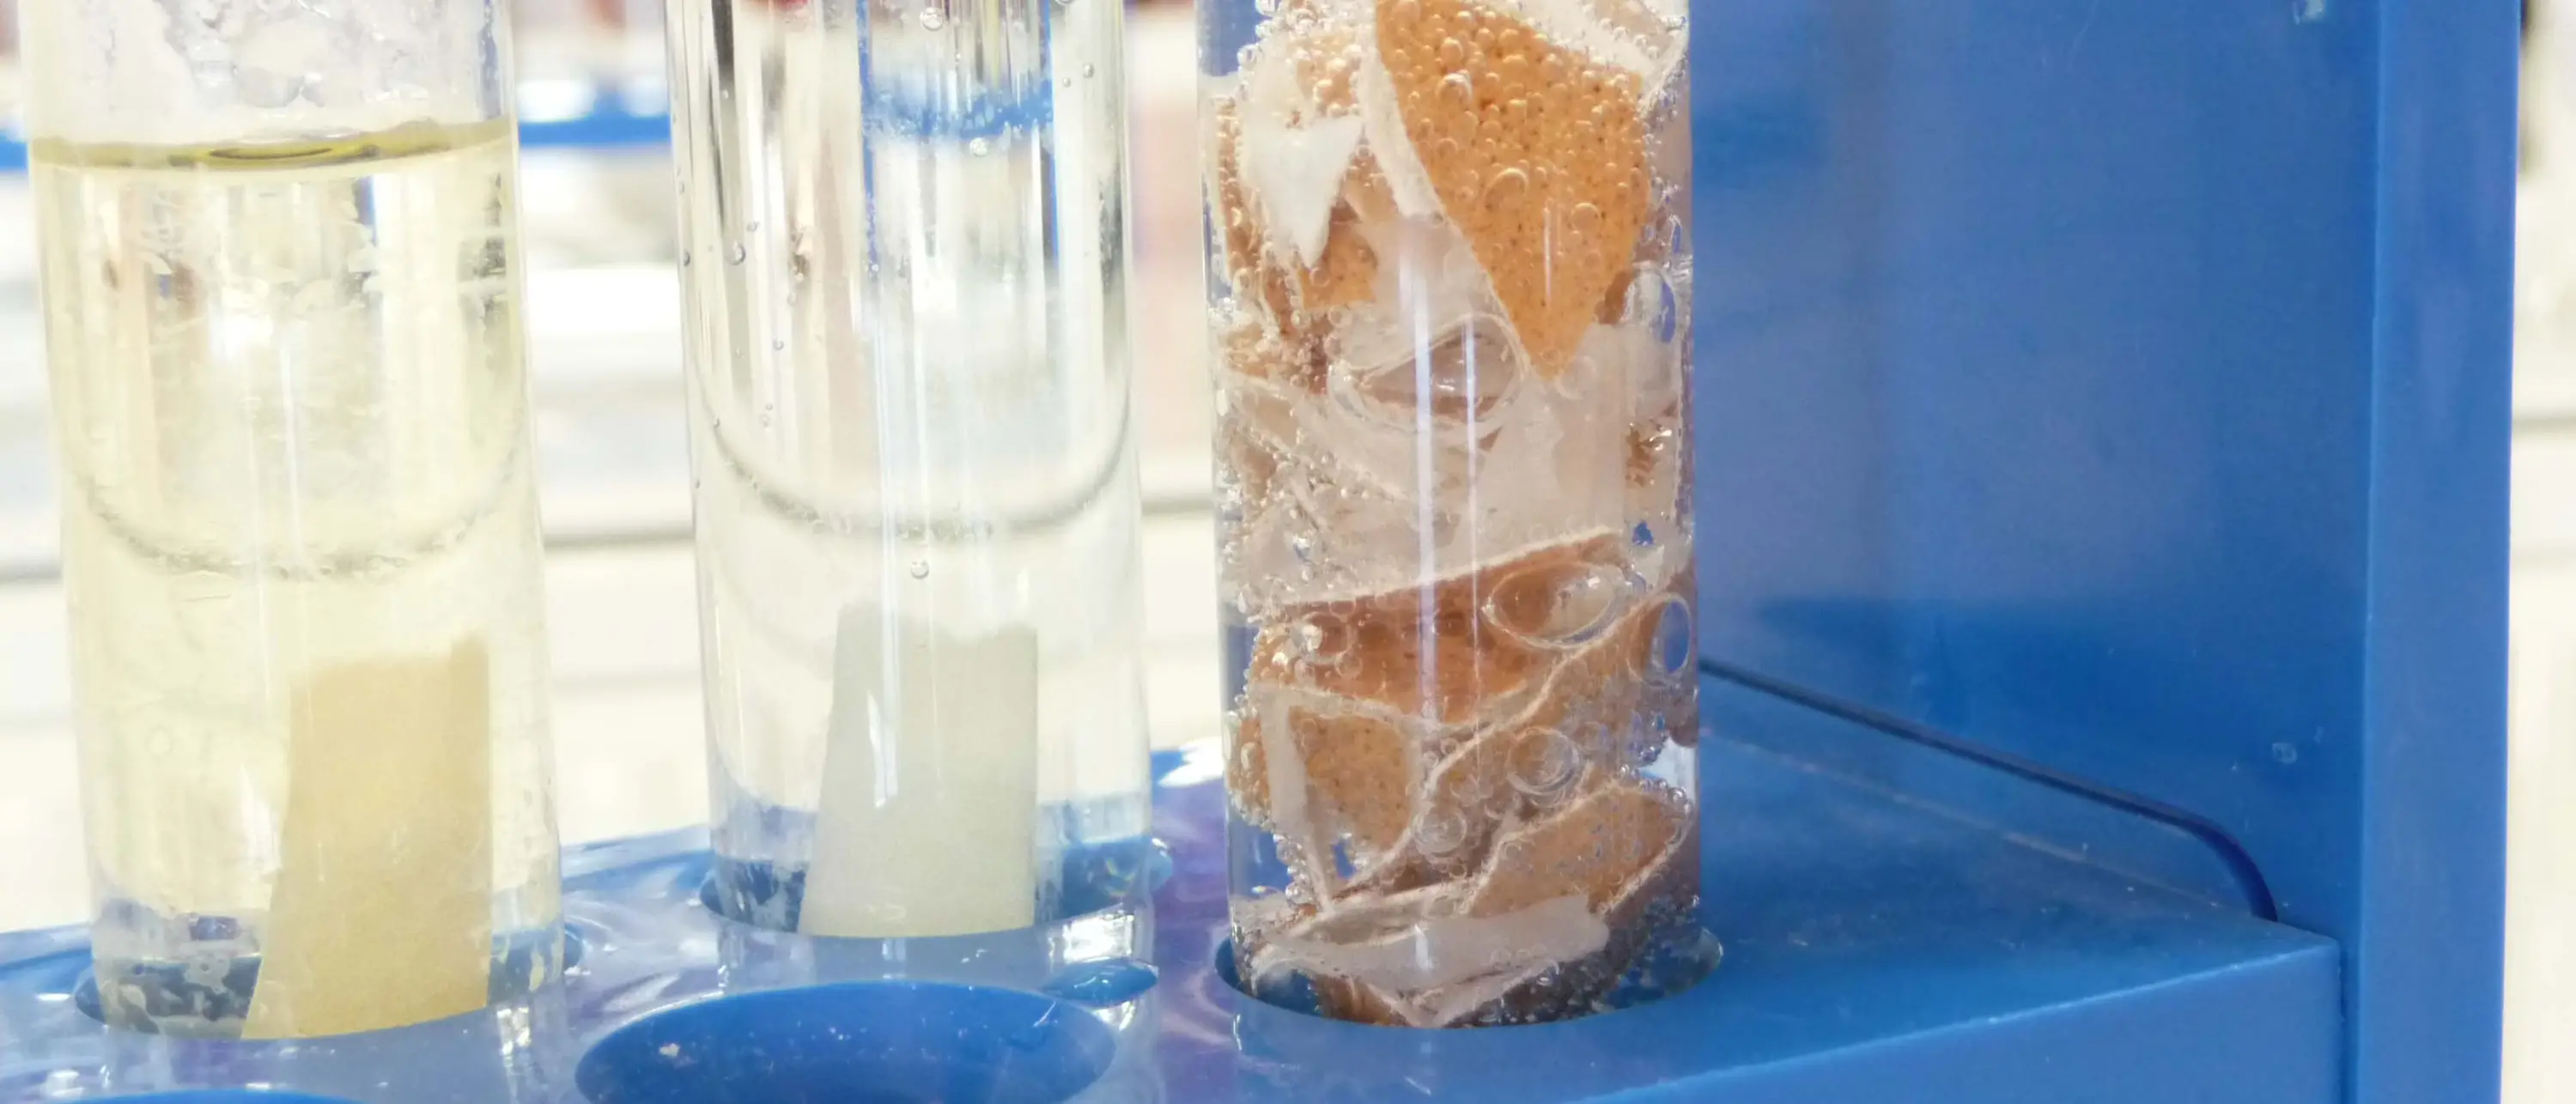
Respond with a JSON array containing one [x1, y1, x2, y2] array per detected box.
[[576, 982, 1116, 1104]]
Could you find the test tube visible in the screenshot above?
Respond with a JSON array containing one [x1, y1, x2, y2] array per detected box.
[[1, 0, 20, 130], [26, 0, 560, 1038], [667, 0, 1150, 938], [1206, 0, 1705, 1025]]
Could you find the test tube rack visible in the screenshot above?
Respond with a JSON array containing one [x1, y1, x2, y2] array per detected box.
[[0, 3, 2515, 1102]]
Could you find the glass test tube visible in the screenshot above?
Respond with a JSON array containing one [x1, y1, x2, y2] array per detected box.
[[26, 0, 560, 1038], [667, 0, 1151, 938], [1206, 0, 1706, 1026], [1, 0, 19, 130]]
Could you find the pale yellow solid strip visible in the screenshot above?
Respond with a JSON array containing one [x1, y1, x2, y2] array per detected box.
[[244, 640, 495, 1039]]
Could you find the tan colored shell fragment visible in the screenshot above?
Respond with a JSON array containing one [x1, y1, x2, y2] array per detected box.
[[1227, 709, 1274, 828], [1374, 0, 1652, 375], [1233, 704, 1419, 853], [1290, 20, 1368, 118], [1213, 19, 1384, 337], [1226, 546, 1703, 1028], [1245, 531, 1626, 727], [1461, 784, 1700, 1025], [1305, 773, 1697, 1027], [1210, 98, 1301, 342], [1230, 535, 1695, 893], [1465, 772, 1688, 918], [1344, 151, 1400, 222], [1230, 533, 1625, 834], [1310, 976, 1405, 1024], [1278, 18, 1384, 306], [1304, 204, 1381, 310], [1218, 0, 1699, 1031], [1216, 306, 1327, 394], [1598, 266, 1637, 325], [1339, 576, 1688, 894]]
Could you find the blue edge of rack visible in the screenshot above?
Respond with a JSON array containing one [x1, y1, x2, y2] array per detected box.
[[0, 2, 2517, 1102]]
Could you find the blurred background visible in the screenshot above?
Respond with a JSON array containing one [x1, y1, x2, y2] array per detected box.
[[0, 2, 2567, 1100]]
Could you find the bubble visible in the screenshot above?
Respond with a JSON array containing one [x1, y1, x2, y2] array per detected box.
[[1510, 728, 1583, 799], [1290, 611, 1353, 669], [1646, 597, 1696, 681], [1083, 63, 1097, 78], [1437, 38, 1467, 67], [1485, 559, 1625, 648], [1566, 717, 1615, 759], [968, 136, 992, 156], [1437, 72, 1474, 109], [1483, 167, 1529, 211], [1621, 264, 1679, 337], [678, 250, 692, 269], [920, 5, 946, 28], [1337, 313, 1521, 425], [1570, 203, 1604, 238], [727, 243, 748, 265], [909, 561, 932, 579], [1417, 807, 1467, 855]]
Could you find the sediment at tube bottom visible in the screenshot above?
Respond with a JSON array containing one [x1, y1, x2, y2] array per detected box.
[[1209, 0, 1700, 1028]]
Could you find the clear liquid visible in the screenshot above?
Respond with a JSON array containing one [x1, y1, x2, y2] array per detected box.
[[35, 124, 559, 1037], [1206, 0, 1707, 1026], [669, 0, 1150, 931]]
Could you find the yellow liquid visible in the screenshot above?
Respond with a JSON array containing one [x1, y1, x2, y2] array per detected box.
[[35, 124, 559, 1036]]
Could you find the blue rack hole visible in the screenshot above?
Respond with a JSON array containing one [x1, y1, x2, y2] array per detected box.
[[69, 924, 586, 1034], [576, 981, 1116, 1104]]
